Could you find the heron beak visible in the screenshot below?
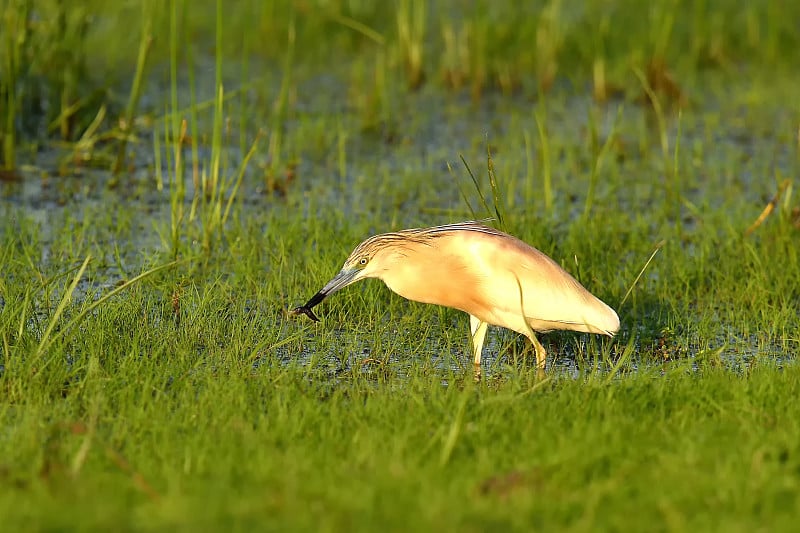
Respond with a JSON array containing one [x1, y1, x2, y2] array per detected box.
[[317, 267, 361, 299], [291, 268, 361, 322]]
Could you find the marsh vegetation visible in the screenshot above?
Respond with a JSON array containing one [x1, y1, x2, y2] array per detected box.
[[1, 0, 799, 530]]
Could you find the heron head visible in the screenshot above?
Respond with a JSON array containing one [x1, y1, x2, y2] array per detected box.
[[294, 237, 403, 317]]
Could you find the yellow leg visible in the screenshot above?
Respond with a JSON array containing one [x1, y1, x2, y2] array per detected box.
[[469, 315, 488, 381], [527, 332, 547, 375]]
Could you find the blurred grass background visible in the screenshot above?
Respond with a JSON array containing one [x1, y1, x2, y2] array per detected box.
[[3, 0, 800, 171]]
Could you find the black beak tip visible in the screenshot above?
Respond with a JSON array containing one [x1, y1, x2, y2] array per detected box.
[[290, 305, 320, 322], [290, 290, 327, 322]]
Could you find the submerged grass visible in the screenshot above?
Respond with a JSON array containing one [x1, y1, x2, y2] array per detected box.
[[1, 0, 800, 530]]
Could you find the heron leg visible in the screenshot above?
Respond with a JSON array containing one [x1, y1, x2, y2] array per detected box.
[[469, 315, 488, 381], [526, 332, 547, 372]]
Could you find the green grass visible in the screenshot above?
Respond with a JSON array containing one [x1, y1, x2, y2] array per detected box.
[[1, 183, 798, 529], [1, 0, 800, 530], [2, 352, 800, 531]]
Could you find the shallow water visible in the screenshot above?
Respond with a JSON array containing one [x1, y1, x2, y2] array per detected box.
[[2, 65, 798, 375]]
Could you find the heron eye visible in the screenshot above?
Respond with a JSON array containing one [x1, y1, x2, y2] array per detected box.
[[359, 257, 369, 266]]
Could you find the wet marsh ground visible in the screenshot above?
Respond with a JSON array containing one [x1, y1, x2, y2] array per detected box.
[[2, 1, 800, 530]]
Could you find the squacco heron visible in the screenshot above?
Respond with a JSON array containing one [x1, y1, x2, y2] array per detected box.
[[292, 221, 619, 376]]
